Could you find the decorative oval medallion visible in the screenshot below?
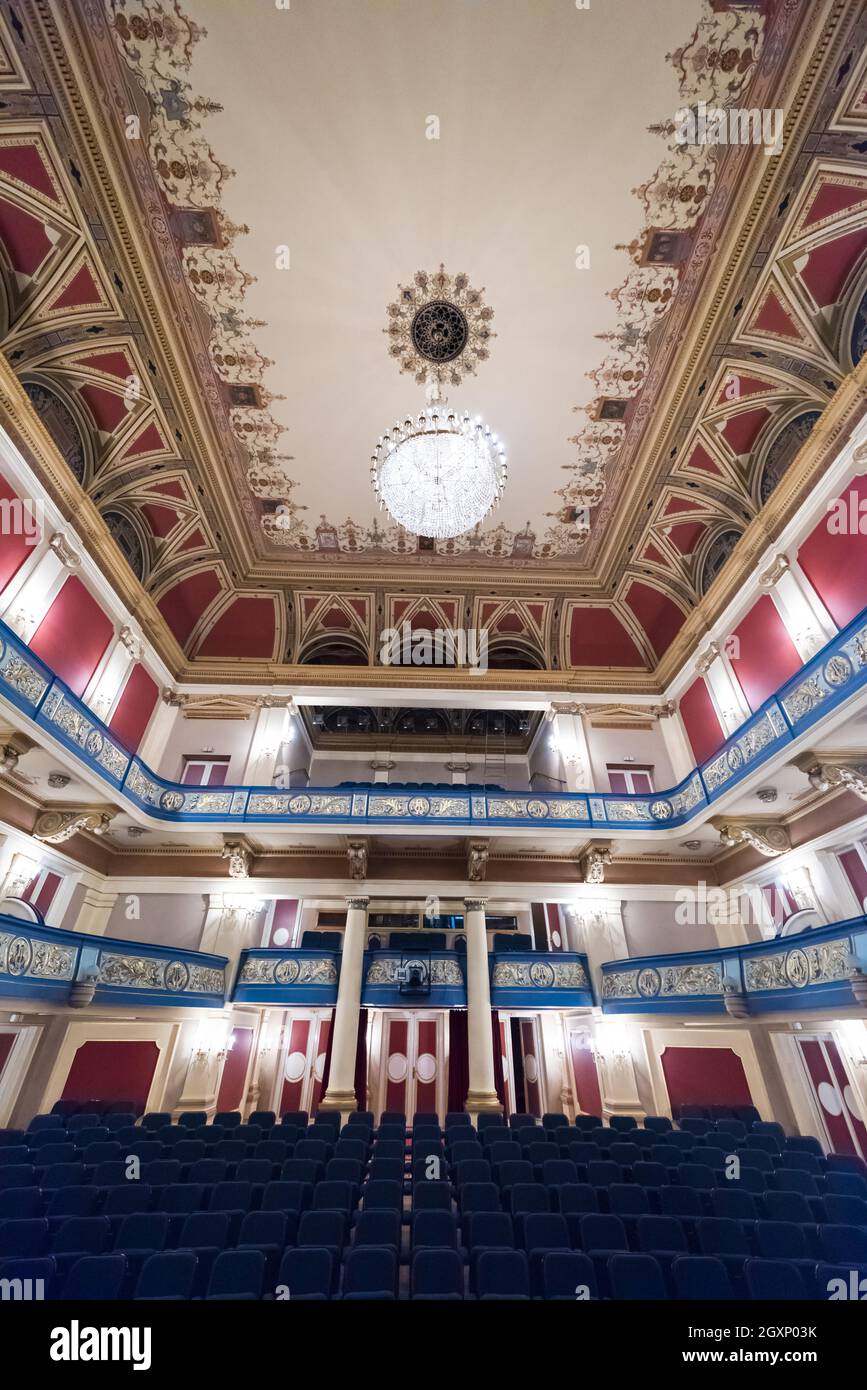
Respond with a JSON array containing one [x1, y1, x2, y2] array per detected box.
[[637, 967, 662, 997], [527, 799, 549, 819], [784, 947, 810, 988], [159, 789, 184, 812], [726, 746, 744, 772], [7, 937, 32, 976], [529, 960, 555, 988], [275, 958, 300, 985], [387, 1052, 408, 1084], [85, 730, 105, 758], [416, 1052, 437, 1084], [285, 1050, 307, 1083], [288, 794, 312, 815], [408, 796, 431, 817], [650, 799, 674, 821], [824, 654, 852, 688], [523, 1053, 538, 1084], [164, 960, 189, 992]]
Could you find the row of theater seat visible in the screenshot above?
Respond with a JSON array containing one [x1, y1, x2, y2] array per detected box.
[[1, 1107, 863, 1297]]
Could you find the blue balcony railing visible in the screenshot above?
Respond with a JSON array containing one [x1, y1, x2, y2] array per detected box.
[[2, 603, 866, 833], [600, 916, 867, 1017], [361, 950, 466, 1008], [232, 948, 340, 1005], [489, 950, 594, 1009], [0, 912, 227, 1008]]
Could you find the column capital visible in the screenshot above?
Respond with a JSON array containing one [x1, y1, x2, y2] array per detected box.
[[464, 897, 488, 912], [345, 895, 369, 910]]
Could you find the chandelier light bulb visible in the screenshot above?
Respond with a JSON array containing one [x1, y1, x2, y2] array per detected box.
[[371, 383, 508, 540]]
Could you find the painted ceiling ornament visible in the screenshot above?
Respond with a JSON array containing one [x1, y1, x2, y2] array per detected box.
[[384, 265, 495, 387]]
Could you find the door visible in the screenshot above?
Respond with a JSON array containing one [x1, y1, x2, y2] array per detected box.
[[797, 1035, 867, 1158], [279, 1012, 331, 1116], [567, 1023, 603, 1117], [380, 1011, 444, 1119], [504, 1015, 543, 1117]]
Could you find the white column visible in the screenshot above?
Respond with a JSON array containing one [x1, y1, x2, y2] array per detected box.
[[0, 542, 66, 636], [319, 895, 369, 1114], [568, 899, 628, 996], [464, 897, 502, 1114], [706, 886, 752, 948], [199, 892, 262, 978], [547, 705, 594, 792], [703, 651, 751, 733], [83, 629, 140, 723], [136, 695, 180, 772], [243, 699, 290, 786], [657, 703, 694, 783], [761, 555, 836, 660], [71, 887, 118, 937]]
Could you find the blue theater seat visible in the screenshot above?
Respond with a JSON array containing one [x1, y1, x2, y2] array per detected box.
[[0, 1255, 56, 1296], [249, 1111, 276, 1131], [710, 1188, 759, 1223], [412, 1180, 452, 1213], [459, 1182, 500, 1214], [354, 1209, 400, 1251], [826, 1154, 867, 1178], [61, 1254, 127, 1300], [0, 1218, 48, 1257], [636, 1214, 689, 1280], [412, 1209, 458, 1250], [644, 1116, 673, 1134], [522, 1213, 570, 1293], [298, 1211, 345, 1285], [213, 1111, 241, 1129], [261, 1180, 308, 1215], [476, 1249, 530, 1300], [206, 1249, 266, 1300], [824, 1172, 867, 1199], [455, 1160, 491, 1187], [135, 1250, 198, 1300], [277, 1247, 331, 1300], [672, 1255, 735, 1300], [696, 1217, 751, 1283], [411, 1247, 464, 1300], [51, 1216, 111, 1277], [342, 1245, 397, 1300], [823, 1194, 867, 1226], [361, 1180, 402, 1213], [542, 1250, 598, 1300], [46, 1186, 100, 1226], [0, 1188, 42, 1219], [237, 1210, 291, 1280], [608, 1252, 666, 1300], [179, 1112, 207, 1129], [819, 1222, 867, 1267], [745, 1258, 809, 1301]]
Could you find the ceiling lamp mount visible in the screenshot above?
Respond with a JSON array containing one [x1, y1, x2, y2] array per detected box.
[[371, 377, 507, 540]]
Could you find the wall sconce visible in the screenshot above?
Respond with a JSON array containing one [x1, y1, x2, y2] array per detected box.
[[838, 1020, 867, 1067], [193, 1021, 234, 1065], [591, 1026, 631, 1066]]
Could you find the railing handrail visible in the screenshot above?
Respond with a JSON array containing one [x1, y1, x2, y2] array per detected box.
[[599, 913, 867, 976], [2, 601, 866, 830]]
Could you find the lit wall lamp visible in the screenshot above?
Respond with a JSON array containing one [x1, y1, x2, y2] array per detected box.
[[193, 1021, 234, 1065], [838, 1020, 867, 1068]]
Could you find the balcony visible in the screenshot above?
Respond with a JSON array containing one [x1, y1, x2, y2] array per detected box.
[[232, 948, 340, 1006], [600, 915, 867, 1017], [0, 912, 227, 1009], [2, 604, 867, 836], [489, 950, 594, 1009]]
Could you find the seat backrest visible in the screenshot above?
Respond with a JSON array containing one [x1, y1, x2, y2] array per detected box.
[[755, 1219, 807, 1259], [608, 1183, 650, 1216], [510, 1183, 550, 1215], [542, 1250, 597, 1299], [412, 1180, 452, 1212], [476, 1249, 529, 1297], [354, 1210, 400, 1249], [179, 1211, 230, 1247], [298, 1210, 345, 1247], [61, 1254, 127, 1300], [260, 1181, 306, 1214], [579, 1213, 628, 1251], [207, 1248, 265, 1298], [238, 1210, 287, 1247], [497, 1161, 534, 1189], [411, 1246, 463, 1298], [643, 1116, 673, 1134], [135, 1250, 197, 1299], [710, 1188, 758, 1221], [361, 1179, 401, 1212], [464, 1211, 513, 1249], [115, 1213, 169, 1251], [312, 1180, 354, 1213], [522, 1213, 569, 1251], [608, 1252, 666, 1299], [209, 1181, 253, 1213], [52, 1216, 110, 1254], [823, 1193, 867, 1226], [277, 1246, 331, 1297], [636, 1214, 687, 1252], [412, 1209, 457, 1248], [820, 1222, 867, 1263], [745, 1257, 808, 1301], [214, 1112, 242, 1129], [0, 1218, 48, 1256], [697, 1216, 750, 1255], [343, 1244, 396, 1296], [672, 1254, 734, 1300], [557, 1183, 598, 1215]]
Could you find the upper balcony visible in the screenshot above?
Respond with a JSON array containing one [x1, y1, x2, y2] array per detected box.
[[2, 605, 867, 839]]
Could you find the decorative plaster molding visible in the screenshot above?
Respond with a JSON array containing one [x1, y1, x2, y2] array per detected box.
[[221, 838, 253, 879], [715, 820, 790, 858], [758, 553, 790, 590], [34, 809, 115, 843], [467, 841, 489, 883], [347, 840, 368, 881]]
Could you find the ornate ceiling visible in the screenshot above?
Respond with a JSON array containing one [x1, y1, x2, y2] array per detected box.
[[0, 0, 865, 683]]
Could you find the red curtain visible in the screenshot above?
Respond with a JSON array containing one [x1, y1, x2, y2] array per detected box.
[[491, 1010, 506, 1107], [447, 1009, 469, 1112], [354, 1009, 368, 1110]]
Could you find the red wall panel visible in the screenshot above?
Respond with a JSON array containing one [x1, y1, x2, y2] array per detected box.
[[730, 595, 802, 711], [797, 475, 867, 628], [0, 471, 36, 591], [29, 577, 113, 697], [679, 677, 724, 765], [661, 1045, 752, 1111], [108, 663, 159, 753], [280, 1018, 311, 1115], [569, 1029, 603, 1117], [0, 1032, 15, 1078], [60, 1040, 160, 1111], [216, 1027, 254, 1113]]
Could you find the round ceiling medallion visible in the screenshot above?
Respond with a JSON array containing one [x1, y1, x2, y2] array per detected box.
[[387, 1052, 408, 1084], [411, 301, 469, 364], [384, 264, 495, 387], [285, 1050, 307, 1083], [416, 1052, 437, 1084]]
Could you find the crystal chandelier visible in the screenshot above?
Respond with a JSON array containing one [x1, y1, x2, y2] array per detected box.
[[371, 382, 507, 539]]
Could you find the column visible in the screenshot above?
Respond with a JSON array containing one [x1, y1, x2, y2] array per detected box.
[[137, 695, 180, 772], [548, 704, 594, 792], [319, 895, 369, 1114], [463, 897, 502, 1114], [71, 887, 118, 937], [0, 533, 76, 639], [655, 702, 694, 783], [199, 892, 262, 978], [242, 698, 291, 786], [760, 554, 836, 660], [83, 628, 140, 723]]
